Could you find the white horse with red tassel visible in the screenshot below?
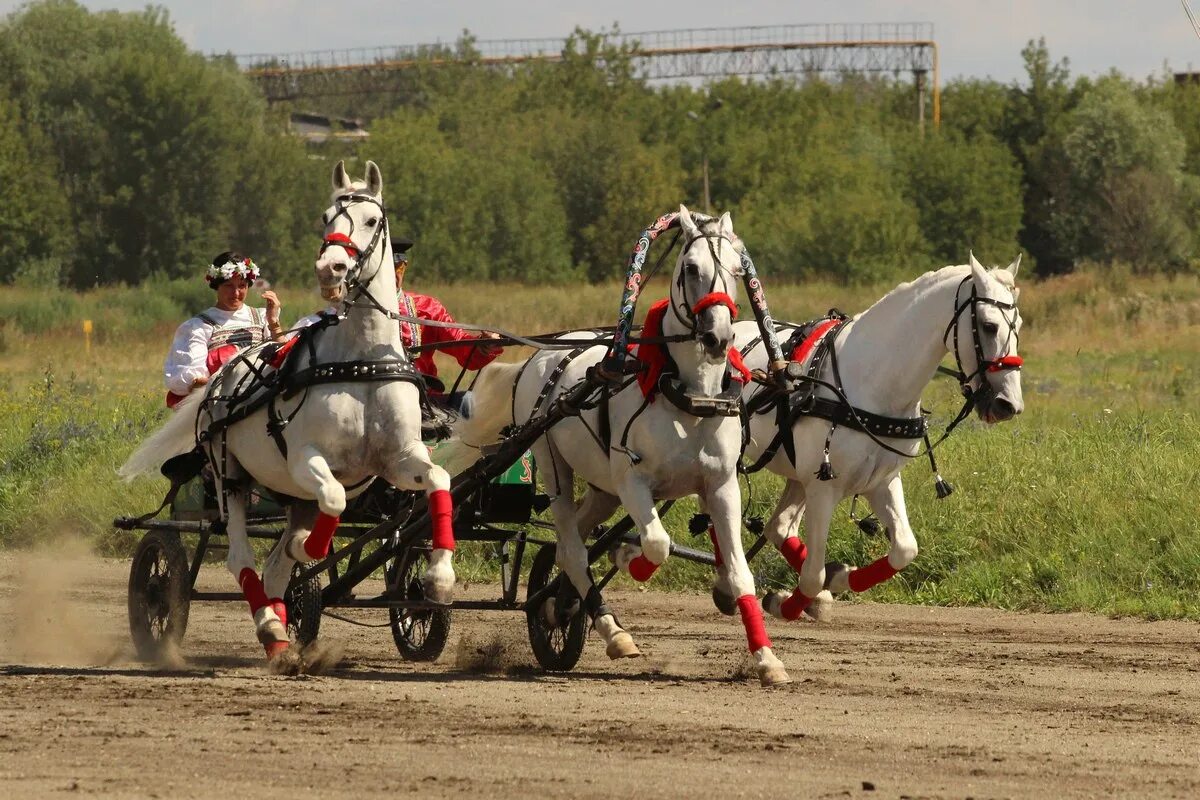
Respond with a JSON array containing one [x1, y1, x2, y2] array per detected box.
[[121, 161, 456, 661], [726, 254, 1024, 620], [448, 206, 790, 686]]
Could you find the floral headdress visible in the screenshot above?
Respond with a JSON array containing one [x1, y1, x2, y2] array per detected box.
[[206, 256, 260, 288]]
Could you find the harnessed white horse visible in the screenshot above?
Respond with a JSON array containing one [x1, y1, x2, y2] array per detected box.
[[450, 206, 790, 686], [121, 161, 456, 660], [727, 255, 1024, 619]]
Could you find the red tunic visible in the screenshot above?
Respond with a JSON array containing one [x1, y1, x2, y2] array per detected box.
[[399, 292, 499, 380]]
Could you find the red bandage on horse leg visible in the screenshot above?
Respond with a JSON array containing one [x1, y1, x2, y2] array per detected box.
[[707, 525, 724, 568], [779, 536, 807, 573], [736, 595, 771, 653], [238, 568, 269, 614], [269, 599, 287, 628], [628, 554, 660, 582], [303, 512, 340, 560], [429, 489, 455, 551], [847, 556, 900, 593], [779, 589, 812, 621]]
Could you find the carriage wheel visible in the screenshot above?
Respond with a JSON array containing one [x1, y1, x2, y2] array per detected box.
[[387, 550, 451, 662], [525, 544, 587, 672], [286, 566, 322, 646], [127, 530, 190, 661]]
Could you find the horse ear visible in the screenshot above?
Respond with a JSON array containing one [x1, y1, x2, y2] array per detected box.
[[678, 204, 698, 237], [1007, 253, 1022, 280], [364, 160, 383, 196], [718, 211, 733, 237], [332, 160, 352, 193], [969, 251, 990, 291]]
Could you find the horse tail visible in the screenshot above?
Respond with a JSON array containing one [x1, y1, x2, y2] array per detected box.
[[118, 391, 205, 481], [439, 361, 525, 475]]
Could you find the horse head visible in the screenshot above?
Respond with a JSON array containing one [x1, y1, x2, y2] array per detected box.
[[315, 160, 393, 304], [670, 205, 744, 362], [954, 253, 1024, 424]]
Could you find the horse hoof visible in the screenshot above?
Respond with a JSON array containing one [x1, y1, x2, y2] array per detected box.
[[761, 591, 785, 620], [422, 579, 455, 606], [256, 618, 288, 645], [804, 590, 834, 622], [606, 632, 641, 660], [711, 585, 738, 616], [824, 562, 852, 594], [758, 664, 792, 687], [264, 640, 290, 659]]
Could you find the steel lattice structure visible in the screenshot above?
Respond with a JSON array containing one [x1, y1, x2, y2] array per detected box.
[[237, 22, 939, 125]]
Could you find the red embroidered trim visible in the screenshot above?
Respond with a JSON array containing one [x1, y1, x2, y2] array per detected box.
[[987, 355, 1023, 372], [691, 292, 738, 318], [321, 232, 359, 256], [790, 319, 841, 365]]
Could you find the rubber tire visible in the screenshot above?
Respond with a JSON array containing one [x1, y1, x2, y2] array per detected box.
[[286, 565, 322, 646], [387, 550, 452, 662], [526, 544, 587, 672], [128, 530, 191, 662]]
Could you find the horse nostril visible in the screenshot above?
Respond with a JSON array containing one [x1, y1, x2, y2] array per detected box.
[[700, 332, 720, 352], [993, 397, 1016, 419]]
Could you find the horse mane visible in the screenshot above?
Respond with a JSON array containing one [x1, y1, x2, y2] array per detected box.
[[857, 261, 1016, 320]]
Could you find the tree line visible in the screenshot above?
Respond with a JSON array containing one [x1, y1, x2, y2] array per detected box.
[[2, 0, 1198, 290]]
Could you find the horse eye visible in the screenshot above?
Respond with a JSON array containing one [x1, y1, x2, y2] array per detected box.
[[684, 263, 700, 277], [981, 322, 999, 335], [366, 217, 379, 227]]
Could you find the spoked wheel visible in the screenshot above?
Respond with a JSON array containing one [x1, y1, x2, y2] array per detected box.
[[286, 565, 322, 647], [127, 531, 190, 661], [386, 549, 451, 662], [526, 543, 587, 671]]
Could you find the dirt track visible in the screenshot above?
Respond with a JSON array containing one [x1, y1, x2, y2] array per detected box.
[[1, 550, 1198, 800]]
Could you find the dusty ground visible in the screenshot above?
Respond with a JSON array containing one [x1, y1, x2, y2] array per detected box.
[[1, 549, 1198, 800]]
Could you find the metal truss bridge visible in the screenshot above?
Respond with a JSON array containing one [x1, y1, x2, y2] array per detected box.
[[237, 22, 939, 127]]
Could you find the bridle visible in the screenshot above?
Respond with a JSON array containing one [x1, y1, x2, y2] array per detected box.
[[668, 228, 742, 336], [942, 276, 1023, 406], [317, 191, 395, 319]]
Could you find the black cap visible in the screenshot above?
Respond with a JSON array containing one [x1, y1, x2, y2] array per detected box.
[[391, 238, 414, 256]]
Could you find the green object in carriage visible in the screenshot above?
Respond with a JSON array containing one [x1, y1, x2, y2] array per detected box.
[[426, 440, 534, 485], [170, 476, 283, 520]]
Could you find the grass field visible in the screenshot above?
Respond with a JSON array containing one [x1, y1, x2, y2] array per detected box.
[[1, 265, 1198, 617]]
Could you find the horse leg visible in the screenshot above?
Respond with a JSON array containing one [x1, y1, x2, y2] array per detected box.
[[537, 442, 638, 659], [763, 483, 838, 622], [385, 444, 456, 605], [699, 496, 736, 616], [283, 445, 348, 564], [707, 478, 790, 687], [762, 478, 832, 621], [826, 474, 916, 595], [262, 501, 319, 630], [610, 477, 671, 583], [221, 476, 288, 658]]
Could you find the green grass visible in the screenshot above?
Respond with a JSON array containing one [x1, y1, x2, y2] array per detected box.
[[2, 268, 1199, 618]]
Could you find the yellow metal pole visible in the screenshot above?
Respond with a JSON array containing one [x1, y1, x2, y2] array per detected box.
[[82, 319, 93, 356]]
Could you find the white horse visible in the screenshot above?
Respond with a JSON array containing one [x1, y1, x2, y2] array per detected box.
[[449, 206, 790, 686], [121, 161, 456, 660], [724, 254, 1024, 619]]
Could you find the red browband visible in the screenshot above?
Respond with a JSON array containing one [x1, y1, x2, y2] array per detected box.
[[321, 232, 359, 257], [691, 292, 738, 318], [987, 355, 1023, 372]]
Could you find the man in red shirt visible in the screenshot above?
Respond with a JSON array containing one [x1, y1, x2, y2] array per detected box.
[[393, 239, 502, 401]]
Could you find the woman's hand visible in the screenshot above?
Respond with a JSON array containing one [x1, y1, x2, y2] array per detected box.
[[191, 375, 210, 388], [262, 290, 282, 326], [477, 331, 503, 357]]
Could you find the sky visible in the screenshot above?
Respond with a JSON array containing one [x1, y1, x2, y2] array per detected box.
[[4, 1, 1200, 84]]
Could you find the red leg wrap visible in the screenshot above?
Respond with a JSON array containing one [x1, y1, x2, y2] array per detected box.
[[736, 595, 771, 652], [303, 512, 340, 560], [628, 554, 660, 582], [238, 568, 269, 614], [779, 589, 812, 621], [848, 556, 900, 593], [707, 526, 724, 568], [429, 489, 455, 551], [269, 599, 287, 628], [779, 536, 808, 573]]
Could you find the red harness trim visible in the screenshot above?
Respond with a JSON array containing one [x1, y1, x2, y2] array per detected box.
[[269, 336, 299, 369], [321, 232, 359, 257], [633, 298, 750, 400], [987, 355, 1024, 372], [790, 319, 841, 365], [691, 292, 738, 318]]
